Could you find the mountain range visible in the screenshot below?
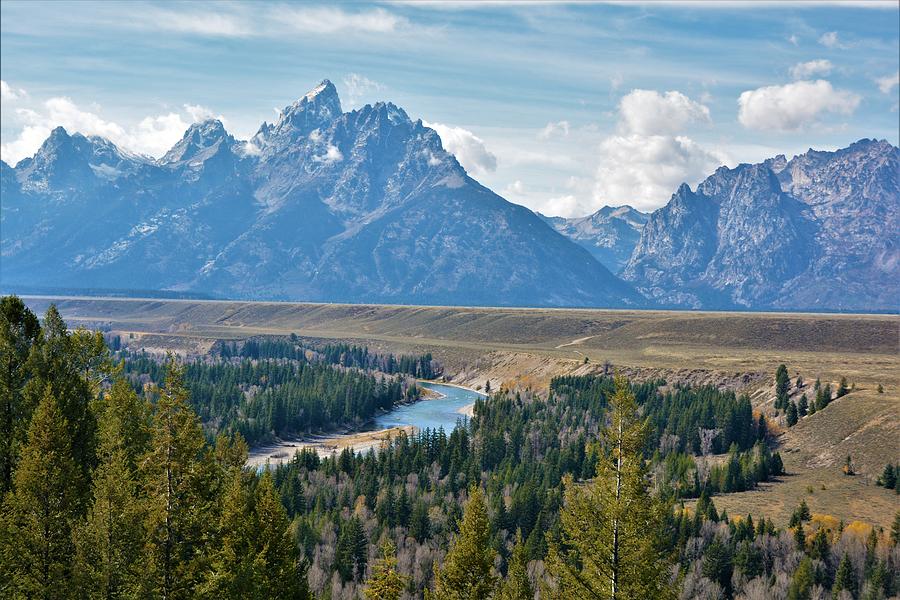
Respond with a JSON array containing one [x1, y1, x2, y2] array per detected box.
[[1, 80, 897, 311]]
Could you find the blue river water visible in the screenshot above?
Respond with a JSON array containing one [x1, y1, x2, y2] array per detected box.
[[372, 382, 485, 433]]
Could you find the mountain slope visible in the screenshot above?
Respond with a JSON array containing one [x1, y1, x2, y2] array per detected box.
[[0, 80, 638, 308], [623, 139, 899, 311], [540, 205, 648, 274]]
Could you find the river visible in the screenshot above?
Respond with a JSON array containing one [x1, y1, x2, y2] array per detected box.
[[246, 381, 485, 468]]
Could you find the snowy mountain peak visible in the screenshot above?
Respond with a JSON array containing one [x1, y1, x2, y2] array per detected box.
[[162, 119, 234, 165], [253, 80, 343, 149], [305, 79, 336, 101]]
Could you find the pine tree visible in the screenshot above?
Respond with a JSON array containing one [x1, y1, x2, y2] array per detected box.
[[139, 357, 212, 599], [836, 377, 849, 398], [429, 486, 496, 600], [701, 538, 733, 596], [832, 553, 857, 599], [797, 394, 808, 417], [202, 473, 260, 597], [794, 522, 807, 552], [410, 501, 432, 542], [786, 401, 799, 426], [787, 557, 814, 600], [365, 539, 410, 600], [253, 471, 310, 598], [0, 387, 81, 597], [775, 364, 790, 408], [548, 376, 674, 600], [0, 295, 42, 495], [73, 380, 147, 597], [497, 530, 533, 600], [22, 305, 106, 494], [892, 512, 900, 547], [808, 527, 830, 561], [877, 464, 896, 488]]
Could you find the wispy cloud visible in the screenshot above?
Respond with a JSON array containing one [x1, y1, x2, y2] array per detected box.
[[790, 59, 832, 79], [142, 6, 253, 37], [876, 71, 900, 94], [276, 6, 408, 34], [818, 31, 846, 48], [537, 120, 570, 140], [342, 74, 385, 109]]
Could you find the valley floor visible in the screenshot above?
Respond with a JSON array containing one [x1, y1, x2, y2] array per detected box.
[[22, 295, 899, 527]]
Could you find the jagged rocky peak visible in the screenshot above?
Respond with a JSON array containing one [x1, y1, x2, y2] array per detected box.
[[269, 79, 343, 137], [162, 119, 234, 165], [15, 126, 141, 186]]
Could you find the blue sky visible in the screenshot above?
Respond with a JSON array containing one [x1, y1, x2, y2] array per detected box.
[[1, 1, 898, 216]]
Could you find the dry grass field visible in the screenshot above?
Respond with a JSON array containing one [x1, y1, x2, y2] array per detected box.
[[20, 295, 899, 527]]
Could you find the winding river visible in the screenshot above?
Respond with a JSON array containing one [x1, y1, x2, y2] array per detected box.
[[246, 382, 485, 468]]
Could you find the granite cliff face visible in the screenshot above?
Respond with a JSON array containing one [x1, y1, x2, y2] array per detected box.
[[0, 81, 637, 307], [622, 139, 899, 311]]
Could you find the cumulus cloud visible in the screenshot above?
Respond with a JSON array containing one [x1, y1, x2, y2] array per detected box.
[[1, 80, 26, 101], [537, 120, 570, 140], [618, 89, 710, 135], [790, 59, 832, 80], [540, 195, 582, 218], [876, 71, 899, 94], [818, 31, 843, 48], [342, 73, 384, 108], [424, 121, 497, 176], [0, 95, 220, 164], [738, 80, 860, 131], [592, 134, 723, 212], [183, 103, 220, 123]]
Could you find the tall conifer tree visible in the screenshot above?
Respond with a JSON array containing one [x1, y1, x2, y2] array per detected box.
[[548, 376, 674, 600], [429, 486, 496, 600]]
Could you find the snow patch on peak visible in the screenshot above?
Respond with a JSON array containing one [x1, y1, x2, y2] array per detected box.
[[305, 80, 334, 101]]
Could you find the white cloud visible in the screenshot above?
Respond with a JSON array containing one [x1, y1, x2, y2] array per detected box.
[[313, 143, 344, 163], [0, 95, 213, 164], [277, 6, 407, 34], [790, 59, 832, 79], [183, 103, 220, 123], [424, 121, 497, 176], [504, 180, 526, 196], [738, 80, 860, 131], [537, 120, 570, 140], [540, 195, 581, 218], [130, 113, 193, 157], [618, 89, 711, 135], [342, 73, 384, 108], [876, 71, 900, 94], [788, 34, 799, 46], [592, 134, 723, 212], [1, 80, 26, 101], [143, 7, 252, 37], [818, 31, 844, 48]]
